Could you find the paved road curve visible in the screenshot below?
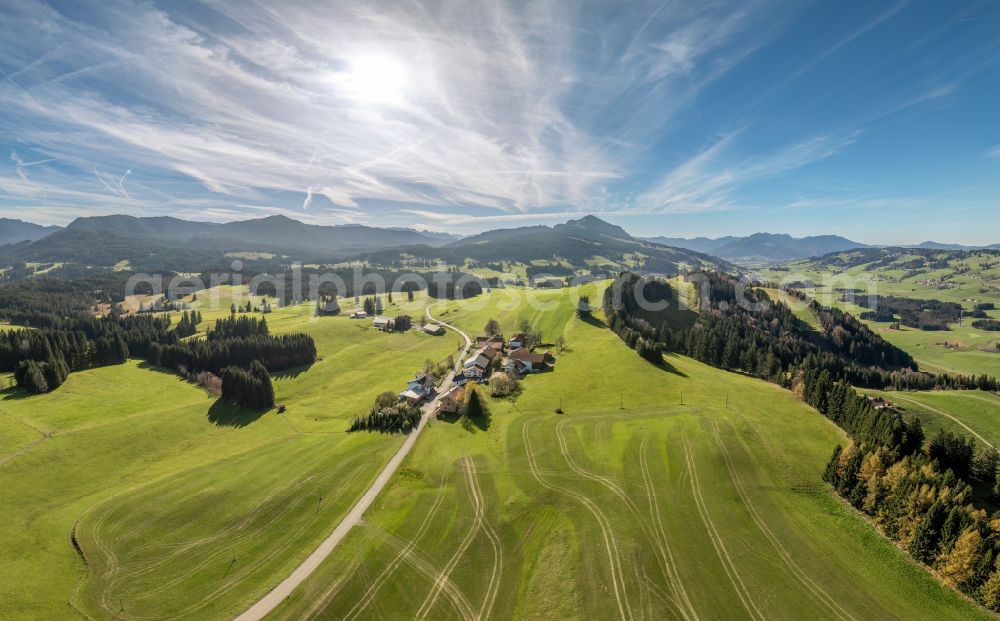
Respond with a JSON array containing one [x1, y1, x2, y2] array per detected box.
[[233, 302, 472, 621]]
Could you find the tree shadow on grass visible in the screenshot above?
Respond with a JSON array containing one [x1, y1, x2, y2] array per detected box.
[[136, 361, 180, 376], [271, 363, 315, 381], [577, 313, 607, 329], [1, 387, 32, 401], [437, 410, 492, 433], [208, 399, 269, 428], [654, 354, 687, 378]]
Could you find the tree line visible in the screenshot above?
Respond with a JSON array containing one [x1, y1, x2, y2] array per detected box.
[[853, 294, 963, 331], [808, 366, 1000, 612], [349, 391, 422, 433], [602, 272, 999, 393]]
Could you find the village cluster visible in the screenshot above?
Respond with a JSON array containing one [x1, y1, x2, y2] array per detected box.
[[394, 329, 556, 417]]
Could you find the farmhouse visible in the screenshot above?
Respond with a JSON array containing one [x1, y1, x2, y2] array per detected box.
[[349, 309, 368, 319], [399, 373, 435, 404], [868, 396, 895, 411], [505, 347, 553, 374], [463, 348, 493, 379], [422, 324, 445, 336], [436, 384, 464, 415], [476, 334, 505, 353], [372, 316, 394, 331]]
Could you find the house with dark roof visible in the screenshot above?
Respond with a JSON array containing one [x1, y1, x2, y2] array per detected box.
[[463, 348, 493, 379], [505, 347, 553, 374], [399, 373, 435, 404]]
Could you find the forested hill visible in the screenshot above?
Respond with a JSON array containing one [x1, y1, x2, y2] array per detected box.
[[362, 215, 734, 274], [603, 271, 998, 392]]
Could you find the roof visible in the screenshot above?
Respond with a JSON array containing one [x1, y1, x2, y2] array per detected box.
[[508, 347, 548, 364], [441, 385, 464, 403], [463, 354, 490, 370], [509, 333, 526, 340], [399, 388, 426, 401], [372, 316, 392, 325]]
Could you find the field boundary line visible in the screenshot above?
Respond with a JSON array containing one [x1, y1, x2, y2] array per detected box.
[[467, 457, 503, 621], [231, 301, 473, 621], [554, 418, 688, 619], [340, 466, 450, 621], [639, 436, 699, 621], [710, 420, 855, 621], [683, 438, 764, 621], [414, 457, 480, 621], [522, 417, 633, 621], [893, 395, 993, 449]]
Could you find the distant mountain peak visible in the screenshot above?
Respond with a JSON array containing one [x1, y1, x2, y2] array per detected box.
[[558, 215, 631, 239]]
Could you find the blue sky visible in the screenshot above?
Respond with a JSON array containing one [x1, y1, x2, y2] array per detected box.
[[1, 0, 998, 244]]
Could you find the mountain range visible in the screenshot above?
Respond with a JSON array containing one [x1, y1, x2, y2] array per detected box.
[[645, 232, 869, 263], [0, 213, 732, 274], [2, 213, 996, 272], [362, 215, 732, 274], [0, 214, 456, 269]]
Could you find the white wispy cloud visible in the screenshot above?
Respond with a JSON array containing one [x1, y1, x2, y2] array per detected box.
[[0, 0, 778, 223], [987, 145, 1000, 158], [638, 129, 861, 213]]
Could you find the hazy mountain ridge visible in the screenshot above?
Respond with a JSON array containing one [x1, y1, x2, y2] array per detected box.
[[646, 232, 867, 263], [0, 218, 62, 246]]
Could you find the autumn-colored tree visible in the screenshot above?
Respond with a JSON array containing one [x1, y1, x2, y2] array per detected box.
[[938, 528, 982, 588]]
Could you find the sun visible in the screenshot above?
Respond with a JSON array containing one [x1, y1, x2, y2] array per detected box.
[[346, 55, 407, 104]]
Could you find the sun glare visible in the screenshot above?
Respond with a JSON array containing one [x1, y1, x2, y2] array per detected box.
[[346, 55, 407, 104]]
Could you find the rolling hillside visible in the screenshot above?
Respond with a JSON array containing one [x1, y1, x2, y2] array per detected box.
[[266, 284, 992, 620], [761, 247, 1000, 377]]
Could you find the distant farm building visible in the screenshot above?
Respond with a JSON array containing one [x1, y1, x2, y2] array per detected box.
[[422, 324, 445, 336]]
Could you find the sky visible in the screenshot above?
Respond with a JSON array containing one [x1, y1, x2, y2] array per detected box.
[[1, 0, 999, 245]]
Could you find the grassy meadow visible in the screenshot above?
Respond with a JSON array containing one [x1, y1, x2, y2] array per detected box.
[[268, 284, 992, 621], [0, 288, 456, 620], [758, 258, 1000, 377], [860, 389, 1000, 451]]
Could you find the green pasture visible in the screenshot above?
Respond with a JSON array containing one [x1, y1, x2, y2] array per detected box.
[[0, 288, 456, 620], [270, 287, 991, 621]]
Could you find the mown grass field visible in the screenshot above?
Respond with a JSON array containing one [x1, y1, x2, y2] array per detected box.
[[860, 389, 1000, 450], [270, 284, 992, 621], [0, 289, 456, 620]]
